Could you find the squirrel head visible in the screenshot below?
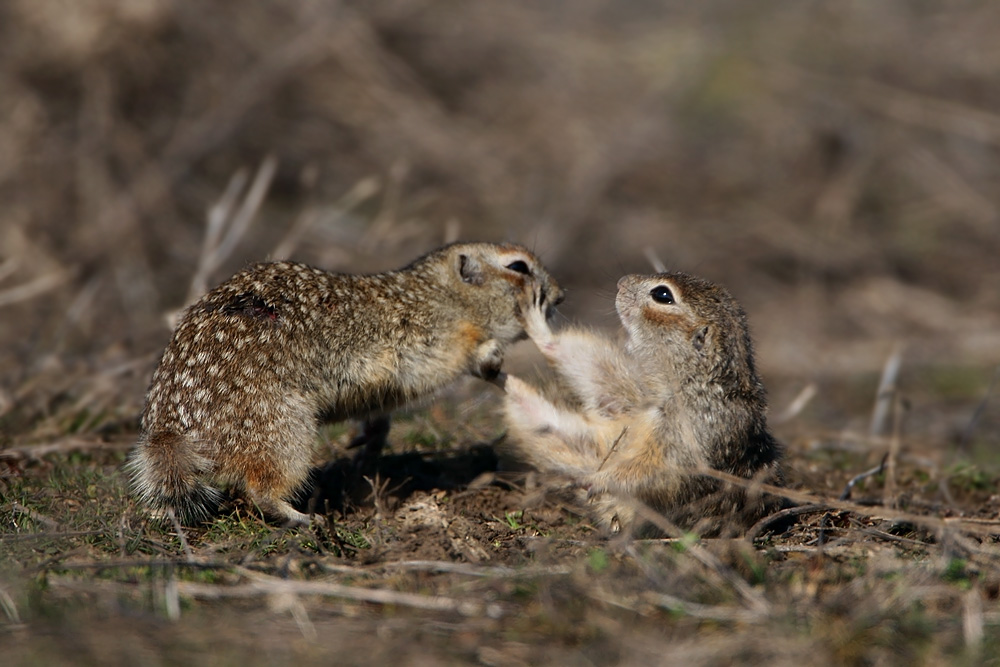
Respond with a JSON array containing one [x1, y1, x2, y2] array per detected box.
[[616, 272, 760, 395], [413, 241, 564, 345]]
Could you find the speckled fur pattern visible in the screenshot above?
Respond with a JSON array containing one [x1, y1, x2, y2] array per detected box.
[[500, 272, 783, 536], [127, 242, 562, 525]]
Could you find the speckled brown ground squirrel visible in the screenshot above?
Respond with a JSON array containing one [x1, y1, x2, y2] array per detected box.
[[127, 242, 563, 525], [497, 272, 783, 536]]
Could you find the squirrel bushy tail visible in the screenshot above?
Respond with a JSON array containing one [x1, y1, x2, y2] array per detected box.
[[125, 431, 221, 523]]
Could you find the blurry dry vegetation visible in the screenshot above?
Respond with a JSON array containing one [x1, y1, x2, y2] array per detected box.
[[2, 1, 1000, 664]]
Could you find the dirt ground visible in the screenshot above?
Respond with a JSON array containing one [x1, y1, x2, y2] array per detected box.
[[4, 389, 1000, 666], [2, 2, 1000, 665]]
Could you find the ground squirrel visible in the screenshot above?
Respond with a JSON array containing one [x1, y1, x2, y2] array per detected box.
[[126, 242, 563, 525], [498, 272, 783, 536]]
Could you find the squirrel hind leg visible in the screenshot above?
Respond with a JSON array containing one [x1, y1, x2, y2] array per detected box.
[[502, 374, 607, 475], [240, 462, 317, 527], [503, 375, 592, 442], [348, 415, 392, 472]]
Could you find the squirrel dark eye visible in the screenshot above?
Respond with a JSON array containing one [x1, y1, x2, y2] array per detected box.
[[506, 260, 531, 275], [650, 285, 675, 304]]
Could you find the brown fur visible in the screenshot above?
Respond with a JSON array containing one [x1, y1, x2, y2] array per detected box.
[[499, 272, 783, 536], [127, 242, 562, 525]]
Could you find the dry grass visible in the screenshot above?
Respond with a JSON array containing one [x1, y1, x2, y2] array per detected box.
[[2, 1, 999, 664]]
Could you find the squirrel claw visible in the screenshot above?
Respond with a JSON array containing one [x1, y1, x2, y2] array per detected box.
[[486, 371, 509, 391]]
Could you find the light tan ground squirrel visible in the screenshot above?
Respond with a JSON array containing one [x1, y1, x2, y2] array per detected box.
[[498, 272, 783, 536], [126, 242, 563, 525]]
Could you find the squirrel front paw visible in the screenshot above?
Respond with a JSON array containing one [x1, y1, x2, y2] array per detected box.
[[470, 339, 504, 380], [520, 283, 555, 348]]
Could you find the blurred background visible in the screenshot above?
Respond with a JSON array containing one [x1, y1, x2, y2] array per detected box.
[[1, 0, 998, 461]]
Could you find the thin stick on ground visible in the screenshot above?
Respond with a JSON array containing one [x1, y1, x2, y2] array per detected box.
[[374, 560, 571, 578], [773, 382, 818, 424], [166, 508, 195, 563], [840, 453, 889, 501], [177, 579, 499, 616], [272, 176, 380, 260], [0, 530, 106, 542], [963, 586, 985, 653], [883, 393, 907, 508], [643, 248, 667, 273], [10, 502, 62, 532], [164, 569, 181, 622], [696, 466, 1000, 537], [49, 573, 505, 619], [0, 438, 134, 462], [644, 591, 767, 623], [185, 156, 277, 307], [0, 272, 67, 309], [34, 559, 231, 572], [0, 585, 21, 625], [172, 568, 507, 618], [870, 343, 904, 438], [746, 503, 832, 542]]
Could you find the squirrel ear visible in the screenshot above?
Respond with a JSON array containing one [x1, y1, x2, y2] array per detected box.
[[692, 325, 709, 352], [458, 253, 485, 285]]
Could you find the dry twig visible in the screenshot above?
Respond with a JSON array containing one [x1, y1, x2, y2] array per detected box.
[[375, 560, 570, 578], [773, 383, 818, 424], [0, 272, 68, 309], [185, 156, 278, 307], [0, 586, 21, 626], [166, 508, 195, 563], [698, 467, 1000, 537], [172, 568, 505, 618], [0, 438, 132, 462], [644, 591, 767, 623], [870, 344, 904, 438], [9, 502, 62, 532], [839, 454, 889, 501], [595, 426, 628, 473]]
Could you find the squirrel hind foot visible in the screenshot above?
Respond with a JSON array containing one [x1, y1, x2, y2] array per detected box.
[[248, 492, 315, 527]]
